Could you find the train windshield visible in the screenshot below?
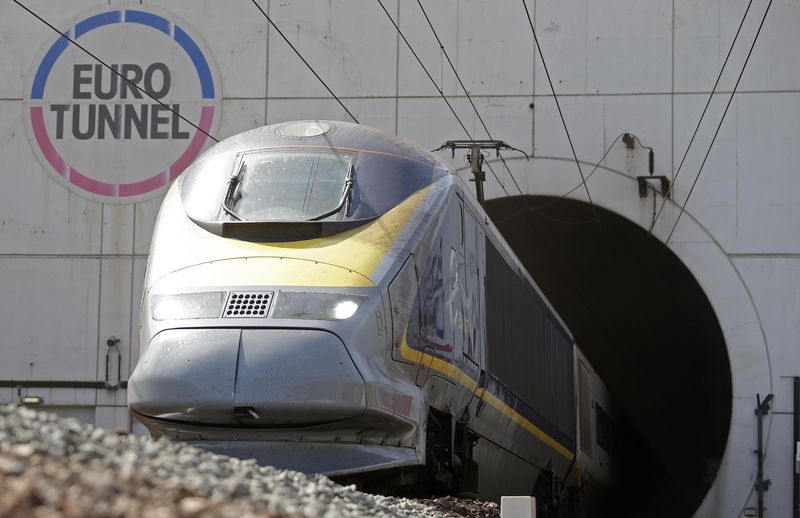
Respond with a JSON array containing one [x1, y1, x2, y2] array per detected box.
[[202, 148, 448, 224], [223, 150, 354, 222]]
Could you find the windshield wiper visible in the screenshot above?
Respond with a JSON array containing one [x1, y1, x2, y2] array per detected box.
[[222, 163, 247, 221], [308, 163, 355, 222]]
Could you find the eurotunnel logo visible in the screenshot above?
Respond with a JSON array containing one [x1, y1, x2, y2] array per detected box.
[[23, 5, 221, 203]]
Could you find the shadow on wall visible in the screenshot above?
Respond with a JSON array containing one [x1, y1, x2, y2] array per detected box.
[[485, 195, 732, 518]]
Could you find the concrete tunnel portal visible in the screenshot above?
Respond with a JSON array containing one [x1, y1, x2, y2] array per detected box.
[[484, 195, 732, 517]]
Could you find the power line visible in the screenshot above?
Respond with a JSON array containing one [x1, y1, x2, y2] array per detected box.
[[531, 133, 626, 211], [520, 0, 598, 224], [378, 0, 524, 208], [13, 0, 219, 143], [413, 2, 531, 201], [414, 0, 543, 216], [249, 0, 359, 124], [406, 1, 594, 226], [415, 0, 492, 140], [665, 0, 773, 244], [376, 0, 471, 138], [494, 133, 627, 225], [649, 0, 755, 233]]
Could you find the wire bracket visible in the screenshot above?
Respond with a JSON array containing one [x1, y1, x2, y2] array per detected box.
[[433, 140, 529, 206]]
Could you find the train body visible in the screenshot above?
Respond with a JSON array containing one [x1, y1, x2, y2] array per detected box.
[[128, 121, 615, 509]]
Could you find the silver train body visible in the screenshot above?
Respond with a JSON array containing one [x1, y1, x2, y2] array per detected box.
[[128, 121, 615, 506]]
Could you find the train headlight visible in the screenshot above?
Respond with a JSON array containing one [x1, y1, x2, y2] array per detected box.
[[151, 292, 226, 321], [271, 292, 365, 320]]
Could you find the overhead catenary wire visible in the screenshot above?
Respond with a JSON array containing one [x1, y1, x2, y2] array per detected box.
[[664, 0, 773, 244], [413, 1, 533, 210], [649, 0, 755, 233], [12, 0, 219, 143], [410, 0, 581, 226], [376, 0, 472, 139], [520, 0, 599, 225], [377, 0, 515, 201], [415, 0, 493, 141], [495, 133, 627, 225], [249, 0, 359, 124], [394, 1, 597, 226]]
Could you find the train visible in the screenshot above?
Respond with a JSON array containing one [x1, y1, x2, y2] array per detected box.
[[127, 120, 617, 514]]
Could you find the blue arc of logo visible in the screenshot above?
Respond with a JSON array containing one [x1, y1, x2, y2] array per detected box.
[[30, 9, 215, 100]]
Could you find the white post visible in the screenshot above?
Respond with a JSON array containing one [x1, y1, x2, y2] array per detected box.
[[500, 496, 536, 518]]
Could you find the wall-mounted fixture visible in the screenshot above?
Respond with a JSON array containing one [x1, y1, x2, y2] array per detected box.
[[623, 133, 670, 198], [20, 395, 43, 406], [637, 176, 670, 198]]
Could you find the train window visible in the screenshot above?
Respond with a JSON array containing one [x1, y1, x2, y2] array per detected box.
[[578, 360, 592, 456], [596, 403, 611, 452], [183, 142, 449, 228], [224, 150, 353, 222], [485, 239, 576, 447]]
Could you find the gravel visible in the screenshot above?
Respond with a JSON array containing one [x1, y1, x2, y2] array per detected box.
[[0, 405, 499, 518]]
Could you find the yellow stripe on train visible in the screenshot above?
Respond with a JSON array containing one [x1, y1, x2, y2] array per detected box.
[[399, 335, 574, 461], [203, 185, 434, 286]]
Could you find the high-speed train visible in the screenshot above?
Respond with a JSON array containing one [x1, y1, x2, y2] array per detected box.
[[128, 121, 617, 513]]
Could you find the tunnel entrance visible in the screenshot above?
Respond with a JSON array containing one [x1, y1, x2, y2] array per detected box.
[[484, 195, 732, 517]]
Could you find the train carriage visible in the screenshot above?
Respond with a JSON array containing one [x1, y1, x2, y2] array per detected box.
[[128, 120, 614, 512]]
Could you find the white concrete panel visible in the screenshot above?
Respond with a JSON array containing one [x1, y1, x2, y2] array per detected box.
[[267, 0, 398, 98], [0, 101, 102, 255], [134, 197, 164, 256], [0, 1, 102, 99], [675, 0, 800, 94], [94, 405, 130, 431], [399, 0, 533, 97], [734, 93, 800, 253], [95, 258, 133, 400], [41, 388, 95, 407], [534, 0, 589, 95], [0, 257, 100, 381], [129, 257, 147, 372], [736, 0, 800, 93], [101, 204, 134, 255], [586, 0, 672, 94], [533, 95, 605, 162], [0, 389, 13, 405], [268, 97, 396, 135], [669, 93, 738, 247], [215, 98, 266, 141], [41, 406, 95, 426], [142, 0, 267, 99], [396, 0, 458, 97], [732, 257, 800, 379], [96, 258, 143, 409], [455, 0, 533, 97], [397, 96, 478, 151], [674, 0, 744, 93], [476, 96, 534, 150], [668, 91, 800, 252]]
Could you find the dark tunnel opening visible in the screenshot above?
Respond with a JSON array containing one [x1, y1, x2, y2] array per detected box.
[[484, 195, 732, 517]]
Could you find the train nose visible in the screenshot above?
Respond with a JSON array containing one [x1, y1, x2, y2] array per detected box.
[[128, 328, 366, 425]]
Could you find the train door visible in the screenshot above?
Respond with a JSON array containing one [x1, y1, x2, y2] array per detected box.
[[449, 199, 467, 372], [462, 203, 485, 371]]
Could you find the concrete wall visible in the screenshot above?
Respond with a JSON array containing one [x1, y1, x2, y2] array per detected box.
[[0, 0, 796, 515]]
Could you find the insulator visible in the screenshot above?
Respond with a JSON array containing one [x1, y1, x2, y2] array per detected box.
[[649, 149, 655, 175]]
